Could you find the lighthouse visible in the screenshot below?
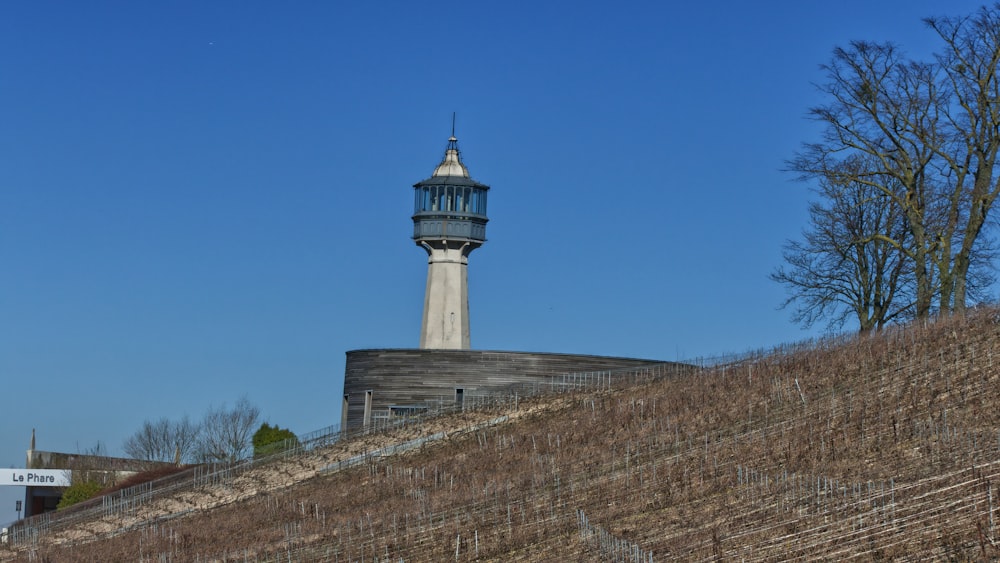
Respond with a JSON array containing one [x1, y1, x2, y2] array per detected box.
[[340, 128, 681, 432], [411, 132, 490, 349]]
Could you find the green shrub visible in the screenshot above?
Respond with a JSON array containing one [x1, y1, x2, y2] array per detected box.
[[252, 423, 299, 458], [56, 480, 103, 510]]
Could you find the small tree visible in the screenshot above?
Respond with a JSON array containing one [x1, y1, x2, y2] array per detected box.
[[56, 480, 102, 510], [195, 396, 261, 463], [123, 416, 200, 464], [252, 423, 300, 458]]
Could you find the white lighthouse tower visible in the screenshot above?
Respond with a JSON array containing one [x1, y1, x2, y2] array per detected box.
[[411, 131, 490, 349]]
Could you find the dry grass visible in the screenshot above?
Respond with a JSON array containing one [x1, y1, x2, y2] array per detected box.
[[5, 308, 1000, 561]]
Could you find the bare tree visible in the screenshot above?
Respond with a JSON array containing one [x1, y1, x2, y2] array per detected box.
[[773, 157, 915, 331], [123, 416, 200, 464], [787, 6, 1000, 323], [790, 40, 943, 319], [925, 5, 1000, 313], [195, 397, 261, 463]]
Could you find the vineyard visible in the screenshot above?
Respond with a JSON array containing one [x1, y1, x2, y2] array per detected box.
[[4, 308, 1000, 561]]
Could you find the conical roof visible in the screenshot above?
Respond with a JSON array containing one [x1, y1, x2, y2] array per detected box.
[[431, 136, 470, 178]]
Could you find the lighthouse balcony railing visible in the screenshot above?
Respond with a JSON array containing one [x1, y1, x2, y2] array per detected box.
[[413, 218, 486, 241]]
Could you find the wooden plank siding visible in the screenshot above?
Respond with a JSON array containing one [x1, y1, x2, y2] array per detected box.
[[342, 349, 682, 430]]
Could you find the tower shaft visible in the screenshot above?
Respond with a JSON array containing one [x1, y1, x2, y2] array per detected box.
[[419, 241, 473, 349]]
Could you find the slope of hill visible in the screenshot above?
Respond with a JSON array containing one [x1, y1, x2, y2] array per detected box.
[[5, 308, 1000, 561]]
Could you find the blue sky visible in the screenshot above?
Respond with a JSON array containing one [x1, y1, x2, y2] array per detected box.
[[0, 0, 988, 527]]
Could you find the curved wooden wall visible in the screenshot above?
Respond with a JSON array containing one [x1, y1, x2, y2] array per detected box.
[[342, 349, 677, 430]]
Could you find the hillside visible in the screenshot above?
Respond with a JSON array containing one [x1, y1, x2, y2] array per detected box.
[[5, 308, 1000, 561]]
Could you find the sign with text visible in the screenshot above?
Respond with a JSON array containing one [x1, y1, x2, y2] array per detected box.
[[1, 469, 71, 487]]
